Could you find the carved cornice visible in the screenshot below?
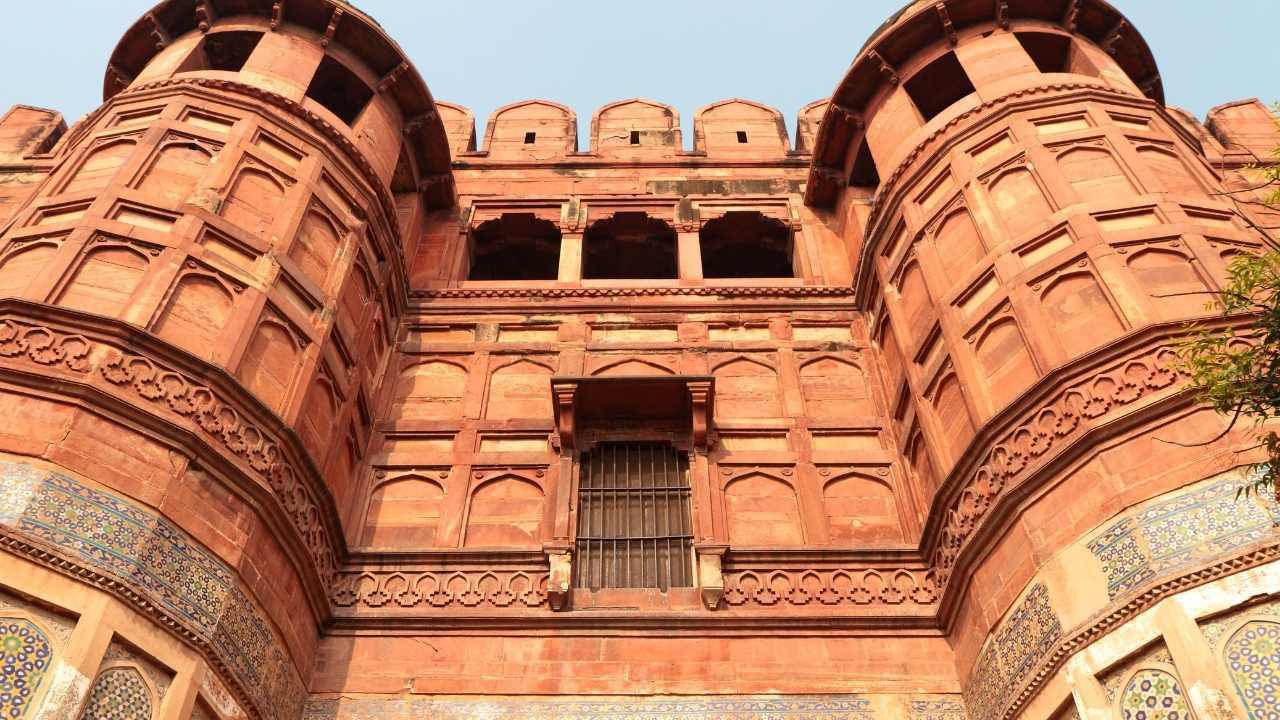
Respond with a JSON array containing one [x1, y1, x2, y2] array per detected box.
[[332, 567, 551, 611], [411, 285, 858, 300], [0, 302, 342, 620], [721, 567, 937, 608]]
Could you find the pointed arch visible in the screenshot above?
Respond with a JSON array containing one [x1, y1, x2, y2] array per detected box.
[[290, 203, 345, 289], [298, 374, 339, 460], [934, 206, 986, 281], [1057, 145, 1135, 202], [1224, 618, 1280, 716], [799, 355, 873, 418], [0, 615, 54, 719], [931, 372, 974, 462], [238, 318, 300, 414], [988, 165, 1052, 238], [221, 165, 287, 241], [464, 474, 545, 547], [485, 358, 554, 420], [152, 274, 234, 358], [63, 138, 137, 195], [391, 360, 467, 420], [57, 245, 149, 318], [591, 358, 676, 377], [1125, 247, 1213, 320], [973, 315, 1037, 408], [0, 242, 58, 298], [1040, 270, 1125, 357], [1115, 666, 1192, 720], [823, 473, 904, 544], [79, 665, 154, 720], [363, 474, 446, 548], [136, 141, 215, 203], [713, 356, 781, 419], [724, 471, 803, 546]]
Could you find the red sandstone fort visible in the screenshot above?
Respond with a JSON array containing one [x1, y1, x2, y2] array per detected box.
[[0, 1, 1277, 718]]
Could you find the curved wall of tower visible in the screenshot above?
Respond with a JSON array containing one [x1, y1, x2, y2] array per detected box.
[[0, 1, 1276, 719]]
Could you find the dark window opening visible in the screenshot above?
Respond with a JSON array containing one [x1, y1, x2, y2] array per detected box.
[[629, 130, 641, 145], [574, 441, 693, 591], [904, 51, 976, 122], [524, 131, 537, 144], [305, 55, 373, 126], [736, 130, 749, 143], [177, 30, 263, 74], [1016, 32, 1073, 74], [700, 211, 794, 278], [849, 140, 880, 188], [582, 213, 677, 279], [468, 213, 561, 281]]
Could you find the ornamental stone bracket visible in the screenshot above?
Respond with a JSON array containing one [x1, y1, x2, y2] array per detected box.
[[544, 543, 573, 611], [549, 375, 716, 456], [695, 543, 729, 610]]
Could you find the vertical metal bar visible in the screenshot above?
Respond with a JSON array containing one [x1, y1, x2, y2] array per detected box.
[[624, 442, 632, 587], [595, 446, 603, 589]]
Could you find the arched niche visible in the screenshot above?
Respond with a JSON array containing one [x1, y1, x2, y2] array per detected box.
[[713, 357, 781, 419], [823, 473, 904, 544], [464, 474, 545, 547], [468, 213, 562, 281], [699, 212, 794, 279], [724, 472, 803, 546], [362, 475, 446, 547], [485, 358, 554, 420], [391, 360, 468, 421], [582, 213, 676, 280]]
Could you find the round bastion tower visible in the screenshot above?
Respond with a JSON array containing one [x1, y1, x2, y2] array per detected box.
[[808, 1, 1278, 718], [0, 2, 452, 719]]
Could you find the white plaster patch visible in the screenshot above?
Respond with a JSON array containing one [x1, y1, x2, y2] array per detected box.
[[32, 661, 90, 720]]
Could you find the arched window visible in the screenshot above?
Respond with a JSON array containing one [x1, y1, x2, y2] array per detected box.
[[582, 213, 676, 279], [699, 212, 793, 278], [468, 213, 561, 280]]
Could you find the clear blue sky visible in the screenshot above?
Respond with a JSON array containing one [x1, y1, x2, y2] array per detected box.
[[2, 1, 1275, 149]]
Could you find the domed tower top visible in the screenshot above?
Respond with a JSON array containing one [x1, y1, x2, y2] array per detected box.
[[806, 0, 1163, 207], [104, 0, 454, 207]]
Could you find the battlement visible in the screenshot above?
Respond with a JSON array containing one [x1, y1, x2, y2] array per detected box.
[[436, 97, 831, 162]]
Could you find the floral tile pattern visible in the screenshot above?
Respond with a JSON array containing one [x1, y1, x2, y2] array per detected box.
[[1118, 668, 1193, 720], [1224, 620, 1280, 720], [77, 666, 152, 720], [0, 617, 51, 719], [0, 459, 304, 720], [1088, 477, 1280, 599], [303, 695, 879, 720], [964, 583, 1062, 720]]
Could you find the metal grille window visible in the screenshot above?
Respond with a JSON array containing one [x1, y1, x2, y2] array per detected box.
[[574, 442, 693, 590]]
